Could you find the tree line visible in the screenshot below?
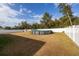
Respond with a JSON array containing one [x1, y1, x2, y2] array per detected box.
[[0, 3, 79, 29]]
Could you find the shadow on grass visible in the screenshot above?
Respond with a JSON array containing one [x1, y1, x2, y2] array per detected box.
[[0, 34, 45, 56], [0, 34, 12, 51]]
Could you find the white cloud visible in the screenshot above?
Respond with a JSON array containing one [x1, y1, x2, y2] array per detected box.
[[26, 18, 41, 24], [19, 5, 23, 13], [19, 5, 32, 14], [73, 13, 79, 17], [7, 3, 16, 6], [27, 10, 32, 13], [0, 4, 22, 17], [19, 8, 23, 13], [32, 14, 43, 19], [0, 17, 25, 26], [23, 8, 32, 13], [28, 14, 43, 24], [0, 14, 26, 26], [54, 3, 59, 8], [19, 8, 32, 14], [0, 3, 25, 26]]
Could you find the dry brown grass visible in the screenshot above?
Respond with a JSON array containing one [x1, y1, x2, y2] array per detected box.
[[9, 32, 79, 56]]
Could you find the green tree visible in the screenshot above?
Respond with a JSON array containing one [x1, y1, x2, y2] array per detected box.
[[58, 3, 73, 26], [0, 26, 3, 29], [72, 17, 79, 25], [5, 26, 11, 29], [59, 16, 71, 27], [40, 12, 54, 28], [54, 19, 61, 28], [18, 21, 30, 29], [32, 23, 40, 29]]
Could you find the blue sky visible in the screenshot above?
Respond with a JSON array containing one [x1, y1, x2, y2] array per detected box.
[[0, 3, 79, 27]]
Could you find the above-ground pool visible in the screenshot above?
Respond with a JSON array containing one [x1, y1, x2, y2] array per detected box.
[[32, 29, 53, 35]]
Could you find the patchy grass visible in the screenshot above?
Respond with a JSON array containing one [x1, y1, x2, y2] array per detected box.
[[0, 34, 12, 55], [0, 34, 45, 56], [0, 35, 11, 50]]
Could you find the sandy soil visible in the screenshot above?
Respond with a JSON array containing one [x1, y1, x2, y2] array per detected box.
[[7, 32, 79, 56]]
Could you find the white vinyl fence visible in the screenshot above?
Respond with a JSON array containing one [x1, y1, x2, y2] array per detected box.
[[36, 27, 79, 46]]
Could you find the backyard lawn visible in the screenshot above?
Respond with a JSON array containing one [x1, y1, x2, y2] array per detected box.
[[0, 32, 79, 56]]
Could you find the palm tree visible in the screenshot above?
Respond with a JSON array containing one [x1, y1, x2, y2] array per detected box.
[[58, 3, 73, 26], [40, 12, 54, 28], [18, 21, 30, 29], [32, 23, 40, 29]]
